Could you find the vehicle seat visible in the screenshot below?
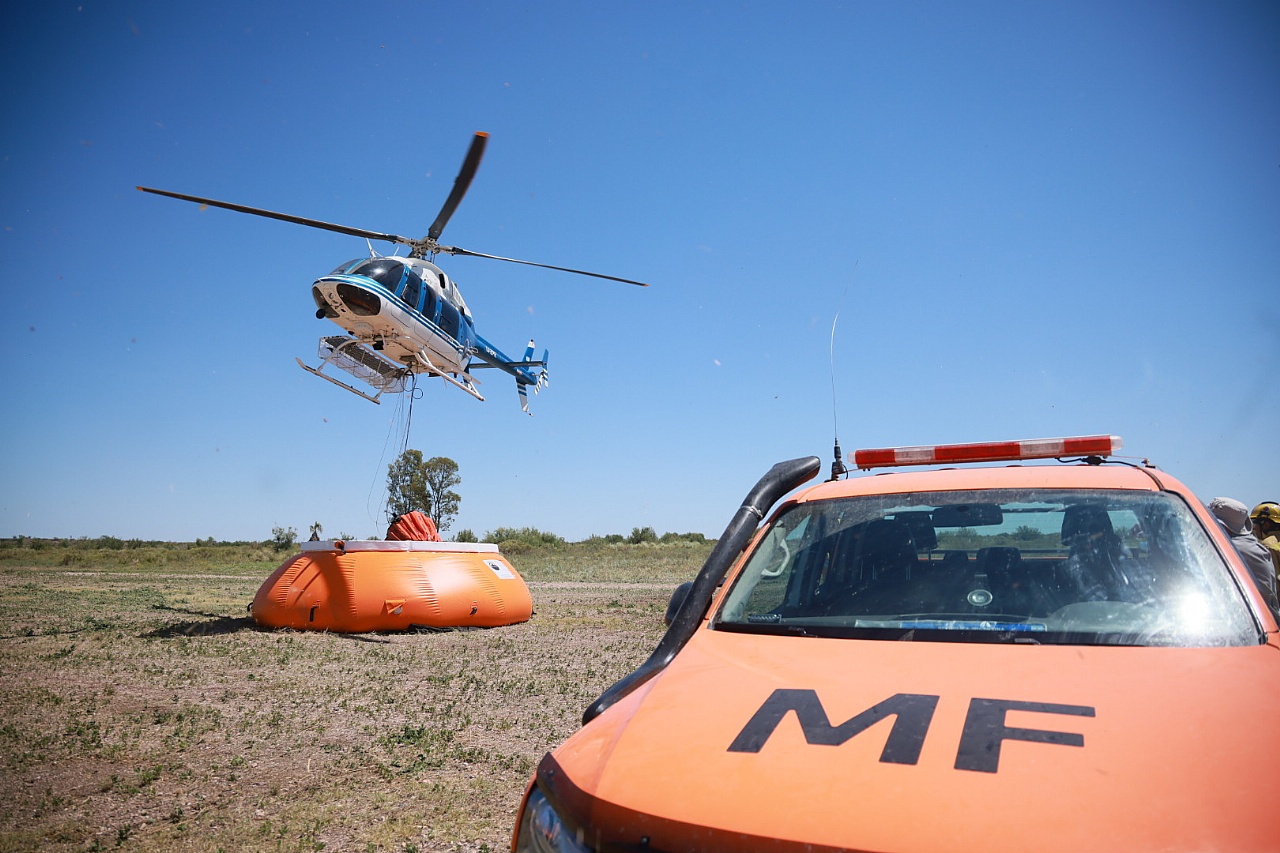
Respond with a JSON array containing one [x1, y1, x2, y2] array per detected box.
[[843, 519, 925, 614], [1062, 504, 1117, 549], [1060, 504, 1129, 602], [861, 519, 918, 583], [977, 546, 1021, 576], [977, 546, 1035, 615]]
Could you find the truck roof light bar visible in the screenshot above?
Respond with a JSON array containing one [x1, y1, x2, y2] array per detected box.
[[853, 435, 1123, 470]]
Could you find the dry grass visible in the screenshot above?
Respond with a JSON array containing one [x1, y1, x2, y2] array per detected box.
[[0, 541, 712, 852]]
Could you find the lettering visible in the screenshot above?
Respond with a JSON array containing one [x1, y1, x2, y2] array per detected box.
[[727, 689, 938, 765], [954, 697, 1095, 774], [729, 690, 1096, 774]]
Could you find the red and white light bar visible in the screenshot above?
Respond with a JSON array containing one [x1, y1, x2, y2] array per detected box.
[[853, 435, 1123, 470]]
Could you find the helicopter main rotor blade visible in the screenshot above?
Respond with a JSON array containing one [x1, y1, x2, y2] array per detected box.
[[136, 186, 417, 248], [441, 245, 650, 287], [426, 131, 488, 242]]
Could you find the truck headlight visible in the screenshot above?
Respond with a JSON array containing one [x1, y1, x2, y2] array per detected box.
[[515, 788, 592, 853]]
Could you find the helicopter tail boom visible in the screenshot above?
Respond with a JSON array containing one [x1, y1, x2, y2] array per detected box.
[[468, 336, 548, 413]]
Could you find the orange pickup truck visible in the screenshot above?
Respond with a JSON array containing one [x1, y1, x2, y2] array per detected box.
[[513, 436, 1280, 853]]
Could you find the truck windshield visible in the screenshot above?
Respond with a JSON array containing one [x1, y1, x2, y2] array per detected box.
[[715, 489, 1257, 647]]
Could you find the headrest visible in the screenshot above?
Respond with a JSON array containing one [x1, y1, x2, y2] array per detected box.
[[1061, 504, 1114, 545], [893, 511, 937, 550], [861, 519, 916, 562]]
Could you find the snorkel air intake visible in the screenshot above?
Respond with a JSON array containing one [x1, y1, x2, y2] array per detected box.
[[583, 456, 822, 724]]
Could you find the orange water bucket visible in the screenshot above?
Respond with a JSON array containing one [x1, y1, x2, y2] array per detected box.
[[251, 540, 533, 632]]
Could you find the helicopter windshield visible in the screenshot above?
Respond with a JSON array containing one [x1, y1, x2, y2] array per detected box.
[[329, 259, 364, 275], [350, 259, 406, 292]]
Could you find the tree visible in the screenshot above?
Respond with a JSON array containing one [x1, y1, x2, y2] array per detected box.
[[386, 450, 462, 533], [1012, 525, 1040, 541], [629, 526, 658, 544], [270, 526, 297, 551]]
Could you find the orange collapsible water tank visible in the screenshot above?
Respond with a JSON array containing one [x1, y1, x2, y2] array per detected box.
[[250, 540, 533, 632]]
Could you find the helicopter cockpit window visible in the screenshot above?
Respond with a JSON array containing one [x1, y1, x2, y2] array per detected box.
[[439, 301, 461, 339], [399, 269, 423, 313], [351, 260, 406, 292], [421, 286, 437, 321]]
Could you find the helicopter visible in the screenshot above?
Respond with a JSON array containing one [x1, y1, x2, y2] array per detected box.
[[138, 132, 647, 411]]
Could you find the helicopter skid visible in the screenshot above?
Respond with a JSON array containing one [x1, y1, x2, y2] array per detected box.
[[298, 335, 410, 404], [410, 348, 485, 402]]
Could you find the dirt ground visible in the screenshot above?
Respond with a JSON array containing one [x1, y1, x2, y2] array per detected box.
[[0, 559, 691, 852]]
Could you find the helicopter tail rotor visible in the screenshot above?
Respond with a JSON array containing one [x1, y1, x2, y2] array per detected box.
[[536, 347, 550, 391], [515, 341, 549, 415], [523, 341, 550, 391]]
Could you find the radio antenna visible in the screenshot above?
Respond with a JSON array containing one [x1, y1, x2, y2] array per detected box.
[[828, 268, 855, 481]]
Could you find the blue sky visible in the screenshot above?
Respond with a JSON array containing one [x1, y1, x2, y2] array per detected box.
[[2, 1, 1277, 542]]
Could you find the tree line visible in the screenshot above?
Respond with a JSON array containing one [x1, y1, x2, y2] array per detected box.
[[383, 450, 709, 547], [5, 451, 711, 551]]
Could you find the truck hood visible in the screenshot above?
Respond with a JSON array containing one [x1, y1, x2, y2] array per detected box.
[[541, 628, 1280, 852]]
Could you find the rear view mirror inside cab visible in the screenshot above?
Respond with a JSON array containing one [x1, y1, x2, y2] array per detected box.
[[931, 503, 1003, 527]]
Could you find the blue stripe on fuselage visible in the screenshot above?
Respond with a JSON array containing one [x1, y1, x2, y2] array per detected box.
[[473, 334, 540, 386], [316, 274, 473, 355]]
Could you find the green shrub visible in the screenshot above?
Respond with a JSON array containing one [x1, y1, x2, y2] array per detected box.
[[659, 531, 707, 544], [483, 527, 565, 548], [269, 527, 297, 552], [581, 534, 626, 545], [498, 540, 531, 555], [628, 526, 657, 545]]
